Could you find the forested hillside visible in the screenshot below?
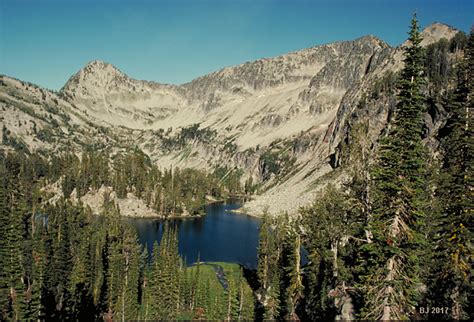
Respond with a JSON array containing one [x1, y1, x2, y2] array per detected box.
[[0, 150, 253, 320]]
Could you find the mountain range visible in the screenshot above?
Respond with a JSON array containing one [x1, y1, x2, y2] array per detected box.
[[0, 22, 460, 215]]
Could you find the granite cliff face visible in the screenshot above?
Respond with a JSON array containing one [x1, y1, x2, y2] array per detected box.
[[0, 23, 461, 215], [327, 23, 460, 162]]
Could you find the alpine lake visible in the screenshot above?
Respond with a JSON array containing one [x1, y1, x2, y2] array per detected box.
[[124, 201, 262, 269]]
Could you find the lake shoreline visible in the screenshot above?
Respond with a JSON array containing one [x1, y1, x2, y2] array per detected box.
[[120, 196, 250, 219], [120, 213, 204, 219], [226, 207, 261, 218]]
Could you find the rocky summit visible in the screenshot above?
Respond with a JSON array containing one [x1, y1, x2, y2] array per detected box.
[[0, 23, 460, 215]]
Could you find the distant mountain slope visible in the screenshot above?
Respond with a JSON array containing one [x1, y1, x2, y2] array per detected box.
[[0, 75, 122, 154]]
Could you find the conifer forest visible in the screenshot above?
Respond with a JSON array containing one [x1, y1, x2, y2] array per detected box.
[[0, 14, 472, 321]]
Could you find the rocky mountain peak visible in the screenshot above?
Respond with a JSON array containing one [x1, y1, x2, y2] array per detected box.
[[353, 34, 387, 46], [82, 60, 121, 73], [420, 22, 459, 46], [422, 22, 458, 35], [60, 60, 130, 95]]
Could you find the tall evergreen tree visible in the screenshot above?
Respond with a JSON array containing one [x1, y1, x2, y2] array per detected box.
[[190, 254, 201, 313], [257, 211, 271, 290], [120, 227, 141, 321], [0, 162, 10, 319], [225, 269, 239, 321], [237, 267, 255, 321], [284, 223, 304, 320], [27, 219, 47, 321], [360, 13, 429, 320], [7, 182, 28, 320], [256, 211, 282, 320]]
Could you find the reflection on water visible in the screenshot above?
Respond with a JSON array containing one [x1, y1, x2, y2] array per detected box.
[[124, 202, 262, 268]]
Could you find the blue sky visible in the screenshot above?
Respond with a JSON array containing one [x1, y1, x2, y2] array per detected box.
[[0, 0, 472, 90]]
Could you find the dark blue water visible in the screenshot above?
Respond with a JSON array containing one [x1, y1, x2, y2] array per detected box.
[[124, 202, 262, 268]]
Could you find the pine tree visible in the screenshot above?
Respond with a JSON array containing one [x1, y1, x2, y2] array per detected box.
[[67, 207, 93, 318], [103, 202, 123, 320], [257, 211, 271, 290], [225, 269, 239, 321], [284, 223, 304, 320], [263, 270, 281, 321], [0, 162, 10, 319], [191, 254, 201, 312], [159, 224, 181, 320], [120, 226, 141, 321], [202, 278, 213, 319], [360, 13, 428, 320], [237, 267, 255, 321], [90, 221, 107, 310], [148, 228, 178, 320], [256, 212, 283, 320], [179, 259, 192, 312], [140, 264, 152, 321], [7, 183, 28, 320], [27, 221, 47, 321]]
